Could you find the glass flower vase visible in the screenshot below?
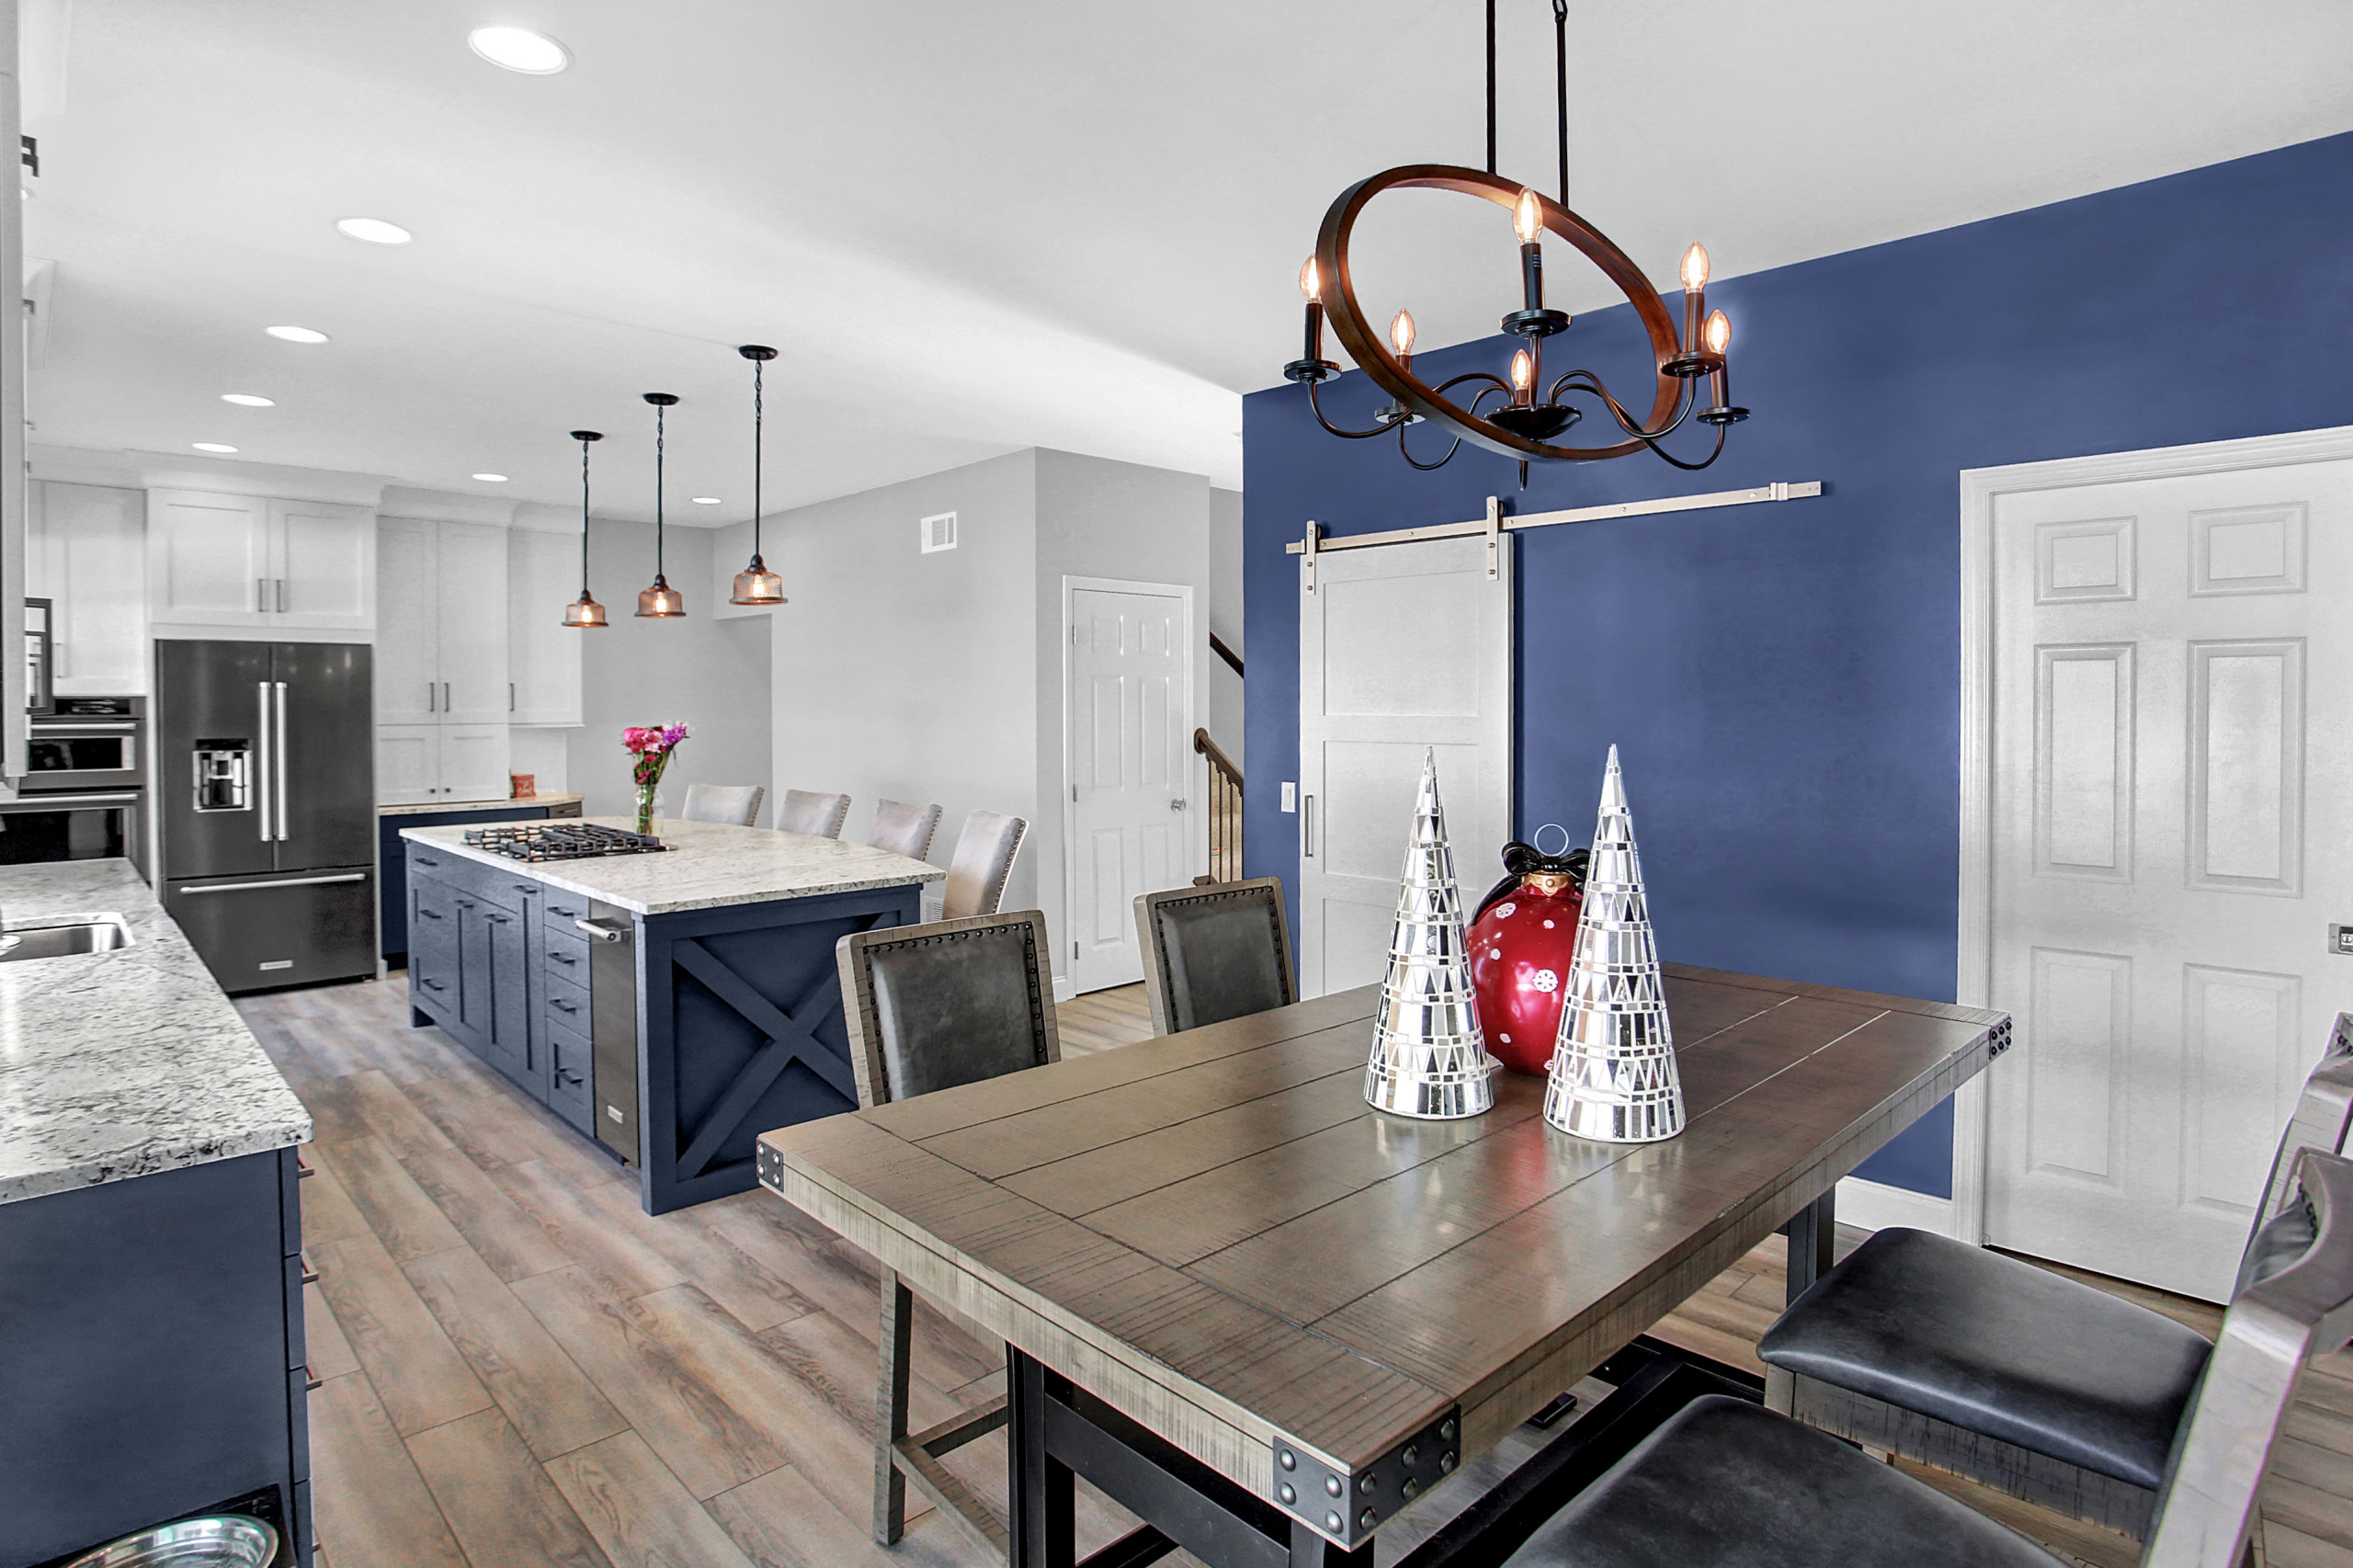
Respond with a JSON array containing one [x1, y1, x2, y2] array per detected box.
[[634, 779, 660, 835]]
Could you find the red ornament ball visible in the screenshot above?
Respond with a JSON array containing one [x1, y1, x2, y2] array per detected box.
[[1468, 870, 1585, 1075]]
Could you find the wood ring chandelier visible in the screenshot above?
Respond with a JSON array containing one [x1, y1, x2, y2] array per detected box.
[[1283, 0, 1747, 481]]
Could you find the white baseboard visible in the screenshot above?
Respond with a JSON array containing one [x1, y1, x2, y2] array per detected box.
[[1051, 975, 1076, 1004], [1836, 1176, 1959, 1240]]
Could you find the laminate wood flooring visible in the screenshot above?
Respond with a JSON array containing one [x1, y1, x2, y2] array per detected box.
[[242, 977, 2326, 1568]]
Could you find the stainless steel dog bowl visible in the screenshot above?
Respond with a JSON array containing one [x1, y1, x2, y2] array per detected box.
[[65, 1515, 278, 1568]]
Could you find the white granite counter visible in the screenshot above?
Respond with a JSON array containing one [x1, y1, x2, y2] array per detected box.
[[400, 815, 945, 916], [381, 792, 585, 817], [0, 859, 312, 1207]]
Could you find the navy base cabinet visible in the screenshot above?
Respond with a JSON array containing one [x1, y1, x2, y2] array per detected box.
[[0, 1149, 312, 1568], [380, 802, 581, 962]]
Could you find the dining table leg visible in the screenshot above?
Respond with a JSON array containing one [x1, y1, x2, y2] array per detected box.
[[1010, 1348, 1077, 1568], [1782, 1187, 1836, 1306]]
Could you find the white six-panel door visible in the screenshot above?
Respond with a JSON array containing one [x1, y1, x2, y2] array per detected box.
[[1985, 459, 2353, 1301], [1298, 534, 1512, 998], [1065, 582, 1193, 994]]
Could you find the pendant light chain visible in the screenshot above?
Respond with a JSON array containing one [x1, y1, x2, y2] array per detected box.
[[580, 434, 593, 593], [654, 401, 665, 578], [752, 356, 764, 559], [728, 344, 786, 606], [1553, 0, 1569, 209]]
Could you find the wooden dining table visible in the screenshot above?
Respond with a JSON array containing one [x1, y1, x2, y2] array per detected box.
[[756, 963, 2010, 1568]]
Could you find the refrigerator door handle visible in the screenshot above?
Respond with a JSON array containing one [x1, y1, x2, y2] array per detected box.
[[176, 872, 368, 894], [256, 681, 274, 842], [274, 681, 290, 842]]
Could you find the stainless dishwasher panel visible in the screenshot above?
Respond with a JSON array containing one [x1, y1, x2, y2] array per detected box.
[[581, 902, 640, 1165]]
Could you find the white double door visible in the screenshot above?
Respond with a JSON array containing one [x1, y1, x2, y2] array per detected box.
[[1065, 583, 1194, 995], [1298, 535, 1512, 998], [1985, 452, 2353, 1301]]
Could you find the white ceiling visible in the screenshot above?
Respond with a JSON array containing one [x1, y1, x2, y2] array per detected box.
[[23, 0, 2353, 521]]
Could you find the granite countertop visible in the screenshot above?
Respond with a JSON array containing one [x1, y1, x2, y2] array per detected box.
[[381, 792, 585, 817], [0, 859, 312, 1207], [400, 815, 946, 916]]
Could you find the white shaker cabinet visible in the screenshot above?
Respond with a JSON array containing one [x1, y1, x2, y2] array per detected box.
[[439, 724, 512, 801], [376, 723, 440, 806], [28, 482, 148, 694], [148, 489, 376, 635], [506, 527, 583, 726], [437, 524, 510, 722], [376, 519, 438, 724], [375, 518, 516, 799]]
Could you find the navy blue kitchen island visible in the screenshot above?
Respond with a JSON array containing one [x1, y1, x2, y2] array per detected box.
[[400, 816, 943, 1214]]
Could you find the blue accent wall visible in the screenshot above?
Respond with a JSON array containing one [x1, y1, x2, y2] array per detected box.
[[1243, 131, 2353, 1198]]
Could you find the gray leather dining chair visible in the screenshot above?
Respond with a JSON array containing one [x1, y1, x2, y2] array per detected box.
[[775, 789, 852, 838], [1132, 877, 1296, 1037], [1756, 1010, 2353, 1540], [835, 910, 1061, 1559], [1495, 1147, 2353, 1568], [940, 810, 1028, 921], [866, 798, 942, 862], [678, 783, 764, 826]]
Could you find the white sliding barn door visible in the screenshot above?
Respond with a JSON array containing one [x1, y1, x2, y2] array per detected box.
[[1299, 535, 1512, 998], [1984, 458, 2353, 1301], [1065, 582, 1193, 995]]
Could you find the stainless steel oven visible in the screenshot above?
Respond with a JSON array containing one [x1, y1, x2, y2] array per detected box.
[[0, 790, 142, 872], [26, 697, 143, 790]]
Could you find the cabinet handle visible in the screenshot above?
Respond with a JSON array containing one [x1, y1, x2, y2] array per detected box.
[[509, 682, 516, 713], [300, 1254, 320, 1285], [421, 977, 446, 992], [415, 856, 439, 867], [277, 578, 288, 612], [257, 577, 267, 614], [443, 681, 451, 710], [513, 884, 535, 895], [550, 950, 577, 967], [304, 1367, 323, 1392], [295, 1153, 315, 1180], [427, 681, 436, 713], [550, 998, 578, 1014], [555, 1069, 583, 1086], [417, 908, 444, 920]]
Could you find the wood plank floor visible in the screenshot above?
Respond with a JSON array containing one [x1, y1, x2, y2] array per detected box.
[[242, 975, 2348, 1568]]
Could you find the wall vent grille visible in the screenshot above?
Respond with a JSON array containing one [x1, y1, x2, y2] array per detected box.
[[921, 511, 958, 552]]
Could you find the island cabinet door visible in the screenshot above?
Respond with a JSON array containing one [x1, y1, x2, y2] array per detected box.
[[482, 904, 533, 1091], [452, 895, 494, 1055], [408, 878, 460, 1017]]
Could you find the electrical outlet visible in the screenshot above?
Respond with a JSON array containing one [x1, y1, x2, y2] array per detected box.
[[2333, 924, 2353, 956], [1281, 782, 1297, 812]]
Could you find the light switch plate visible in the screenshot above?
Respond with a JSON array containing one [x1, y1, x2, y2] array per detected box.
[[1281, 781, 1297, 812], [2333, 924, 2353, 956]]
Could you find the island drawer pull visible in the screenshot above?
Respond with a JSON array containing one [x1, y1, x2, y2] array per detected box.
[[555, 1068, 584, 1086], [575, 918, 628, 943], [421, 977, 446, 992], [416, 908, 444, 920], [303, 1366, 323, 1392], [300, 1254, 320, 1286], [415, 855, 440, 867], [549, 950, 578, 967], [295, 1153, 315, 1180], [550, 997, 580, 1015]]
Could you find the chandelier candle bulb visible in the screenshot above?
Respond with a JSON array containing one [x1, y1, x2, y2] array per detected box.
[[1390, 309, 1416, 367], [1283, 258, 1338, 385], [1514, 188, 1545, 312], [1699, 311, 1747, 426], [1679, 243, 1711, 359], [1510, 347, 1534, 403]]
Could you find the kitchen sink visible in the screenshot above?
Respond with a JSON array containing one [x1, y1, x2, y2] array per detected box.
[[0, 916, 134, 961]]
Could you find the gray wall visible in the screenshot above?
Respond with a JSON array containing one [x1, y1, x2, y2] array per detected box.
[[563, 521, 773, 818], [752, 449, 1041, 911], [1208, 485, 1244, 767]]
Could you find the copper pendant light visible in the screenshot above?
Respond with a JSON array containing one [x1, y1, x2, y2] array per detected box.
[[561, 429, 608, 629], [635, 392, 686, 618], [1284, 0, 1747, 485], [728, 344, 787, 607]]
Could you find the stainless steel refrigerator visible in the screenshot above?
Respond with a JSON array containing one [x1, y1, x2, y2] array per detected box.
[[156, 640, 376, 993]]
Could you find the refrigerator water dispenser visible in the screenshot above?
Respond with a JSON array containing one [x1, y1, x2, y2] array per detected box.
[[192, 740, 250, 812]]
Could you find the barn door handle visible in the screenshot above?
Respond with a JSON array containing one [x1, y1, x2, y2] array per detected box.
[[1302, 794, 1314, 858]]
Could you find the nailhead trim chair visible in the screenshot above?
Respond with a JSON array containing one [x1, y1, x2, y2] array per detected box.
[[867, 798, 943, 862], [1756, 1010, 2353, 1539], [1132, 877, 1296, 1038], [678, 783, 764, 827], [940, 810, 1028, 922], [1498, 1148, 2353, 1568], [776, 788, 852, 839], [836, 911, 1062, 1560]]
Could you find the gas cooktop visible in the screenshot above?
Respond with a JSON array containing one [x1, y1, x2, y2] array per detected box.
[[461, 824, 673, 862]]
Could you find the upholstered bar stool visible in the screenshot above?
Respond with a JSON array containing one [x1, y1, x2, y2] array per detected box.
[[939, 810, 1028, 920], [679, 782, 764, 826], [776, 788, 852, 838], [1132, 877, 1296, 1037], [836, 911, 1062, 1560], [1496, 1148, 2353, 1568], [866, 798, 942, 861], [1756, 1011, 2353, 1538]]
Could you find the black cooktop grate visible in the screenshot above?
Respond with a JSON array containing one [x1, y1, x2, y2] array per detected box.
[[461, 824, 674, 861]]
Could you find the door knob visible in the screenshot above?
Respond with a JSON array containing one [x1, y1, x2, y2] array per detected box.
[[1169, 798, 1188, 812]]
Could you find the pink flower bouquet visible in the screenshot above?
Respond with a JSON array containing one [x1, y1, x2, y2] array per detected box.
[[623, 722, 688, 832]]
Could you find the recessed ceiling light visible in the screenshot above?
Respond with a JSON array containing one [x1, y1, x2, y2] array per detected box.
[[221, 393, 275, 407], [468, 26, 570, 74], [191, 442, 239, 454], [472, 473, 509, 483], [266, 324, 329, 344], [335, 217, 412, 245]]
